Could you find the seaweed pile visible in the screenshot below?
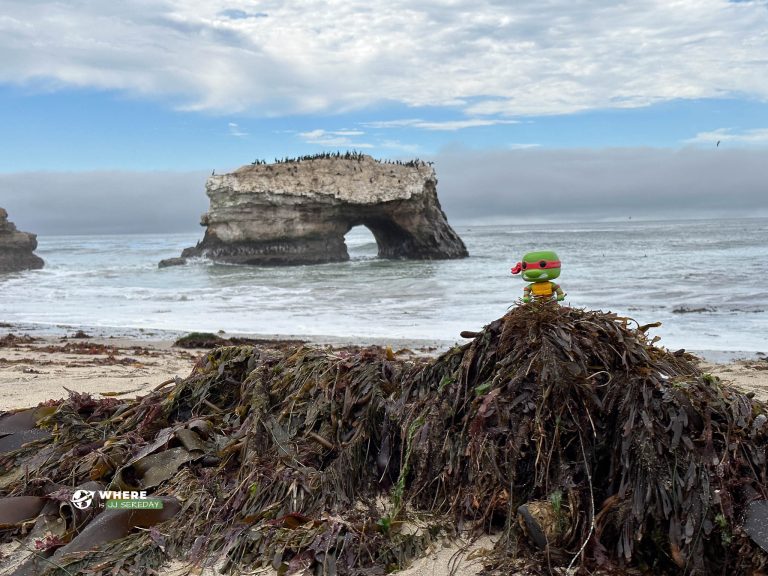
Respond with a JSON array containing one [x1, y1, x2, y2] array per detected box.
[[173, 332, 306, 350], [1, 304, 767, 575]]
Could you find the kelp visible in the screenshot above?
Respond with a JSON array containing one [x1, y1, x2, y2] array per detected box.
[[0, 304, 767, 575], [399, 304, 768, 574], [174, 331, 306, 350], [0, 334, 37, 348]]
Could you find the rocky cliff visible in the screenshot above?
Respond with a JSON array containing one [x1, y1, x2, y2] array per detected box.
[[162, 155, 468, 266], [0, 208, 44, 273]]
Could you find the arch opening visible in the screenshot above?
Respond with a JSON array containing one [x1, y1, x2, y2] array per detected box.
[[343, 225, 378, 260]]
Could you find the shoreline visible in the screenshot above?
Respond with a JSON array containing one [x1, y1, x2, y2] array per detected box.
[[1, 326, 767, 412], [1, 320, 764, 363], [0, 320, 459, 354]]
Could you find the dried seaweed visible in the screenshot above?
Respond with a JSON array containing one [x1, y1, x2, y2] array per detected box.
[[1, 304, 767, 575], [174, 332, 306, 350], [0, 334, 38, 348]]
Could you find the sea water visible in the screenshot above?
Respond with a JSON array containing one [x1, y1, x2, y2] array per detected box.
[[1, 218, 766, 354]]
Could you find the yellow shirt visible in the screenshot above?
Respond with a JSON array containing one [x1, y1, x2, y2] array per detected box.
[[530, 282, 554, 297]]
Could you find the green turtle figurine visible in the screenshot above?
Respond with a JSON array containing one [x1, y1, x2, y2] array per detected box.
[[511, 250, 566, 303]]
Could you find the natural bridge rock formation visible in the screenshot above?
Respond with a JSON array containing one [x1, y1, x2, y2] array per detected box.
[[0, 208, 44, 273], [161, 155, 467, 267]]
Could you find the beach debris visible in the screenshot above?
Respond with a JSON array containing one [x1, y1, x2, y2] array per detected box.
[[0, 304, 767, 574], [672, 305, 717, 314], [744, 500, 768, 553], [174, 332, 306, 350], [0, 406, 56, 455], [0, 334, 38, 348], [172, 332, 227, 348], [0, 496, 46, 528], [69, 330, 93, 339], [40, 341, 121, 355], [99, 386, 148, 397]]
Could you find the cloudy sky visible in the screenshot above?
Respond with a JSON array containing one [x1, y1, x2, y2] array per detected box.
[[1, 0, 767, 232]]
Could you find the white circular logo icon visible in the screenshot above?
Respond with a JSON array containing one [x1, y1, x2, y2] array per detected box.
[[71, 489, 95, 510]]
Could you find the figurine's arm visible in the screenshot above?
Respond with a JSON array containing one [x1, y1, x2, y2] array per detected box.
[[553, 283, 565, 301], [522, 284, 532, 303]]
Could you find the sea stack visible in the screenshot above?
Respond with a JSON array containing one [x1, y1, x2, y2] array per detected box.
[[161, 154, 468, 266], [0, 208, 44, 273]]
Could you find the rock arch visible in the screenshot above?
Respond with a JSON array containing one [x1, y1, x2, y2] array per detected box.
[[161, 156, 467, 267]]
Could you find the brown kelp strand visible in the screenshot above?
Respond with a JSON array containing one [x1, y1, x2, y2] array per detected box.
[[0, 305, 767, 575]]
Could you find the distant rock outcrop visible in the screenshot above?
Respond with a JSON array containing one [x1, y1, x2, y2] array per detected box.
[[160, 155, 468, 267], [0, 208, 44, 273]]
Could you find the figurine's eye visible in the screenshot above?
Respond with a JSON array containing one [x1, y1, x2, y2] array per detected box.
[[539, 260, 547, 268], [522, 262, 527, 270]]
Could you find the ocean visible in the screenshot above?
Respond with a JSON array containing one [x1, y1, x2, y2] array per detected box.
[[1, 218, 766, 355]]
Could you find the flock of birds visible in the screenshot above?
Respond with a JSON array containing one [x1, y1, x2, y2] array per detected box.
[[246, 151, 434, 167]]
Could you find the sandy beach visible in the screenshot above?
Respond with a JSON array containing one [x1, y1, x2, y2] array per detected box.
[[0, 332, 202, 410]]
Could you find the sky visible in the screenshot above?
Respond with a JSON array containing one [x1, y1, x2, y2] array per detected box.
[[1, 0, 767, 233]]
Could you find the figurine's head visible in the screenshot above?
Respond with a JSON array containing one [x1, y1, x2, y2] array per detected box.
[[511, 250, 561, 282]]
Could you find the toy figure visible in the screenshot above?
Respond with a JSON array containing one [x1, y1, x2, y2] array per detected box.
[[511, 250, 565, 303]]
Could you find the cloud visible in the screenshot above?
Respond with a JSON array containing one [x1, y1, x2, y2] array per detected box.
[[217, 9, 268, 20], [298, 129, 373, 148], [0, 171, 209, 235], [432, 147, 768, 222], [332, 130, 365, 136], [228, 122, 248, 137], [508, 143, 540, 149], [1, 1, 768, 117], [363, 118, 519, 131], [685, 127, 768, 145], [1, 149, 765, 235]]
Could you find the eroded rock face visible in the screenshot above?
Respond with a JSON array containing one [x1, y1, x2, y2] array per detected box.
[[162, 155, 467, 266], [0, 208, 44, 273]]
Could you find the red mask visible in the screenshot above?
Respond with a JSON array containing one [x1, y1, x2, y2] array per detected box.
[[511, 260, 561, 274]]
